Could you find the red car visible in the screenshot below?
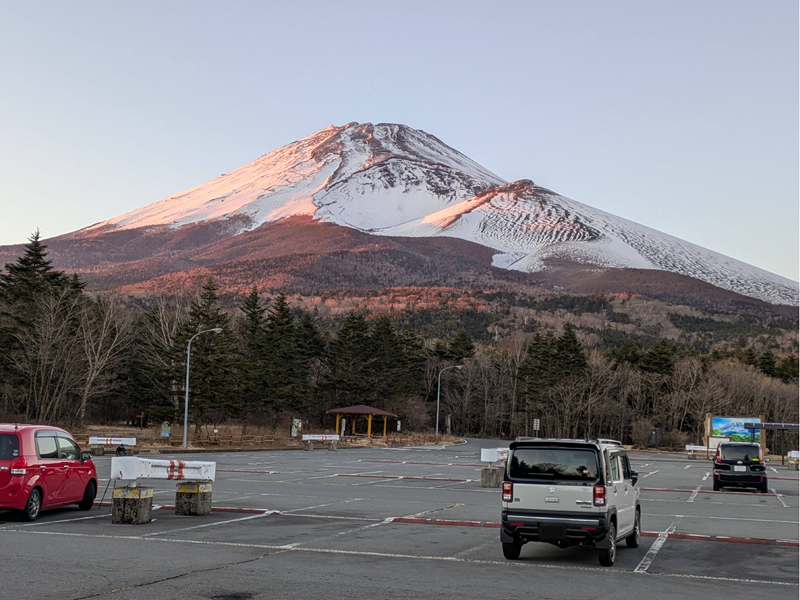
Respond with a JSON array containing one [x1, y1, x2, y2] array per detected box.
[[0, 424, 98, 521]]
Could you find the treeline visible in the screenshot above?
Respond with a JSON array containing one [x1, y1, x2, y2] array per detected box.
[[0, 235, 797, 449]]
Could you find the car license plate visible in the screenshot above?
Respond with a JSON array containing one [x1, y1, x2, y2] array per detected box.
[[733, 465, 746, 472]]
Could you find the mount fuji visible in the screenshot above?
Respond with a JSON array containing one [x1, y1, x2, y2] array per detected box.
[[7, 122, 798, 306]]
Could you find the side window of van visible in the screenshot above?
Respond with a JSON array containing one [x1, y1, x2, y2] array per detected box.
[[36, 434, 59, 459], [609, 455, 621, 482], [621, 455, 632, 480]]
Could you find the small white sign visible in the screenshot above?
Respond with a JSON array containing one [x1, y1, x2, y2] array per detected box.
[[89, 437, 137, 446], [302, 434, 340, 441]]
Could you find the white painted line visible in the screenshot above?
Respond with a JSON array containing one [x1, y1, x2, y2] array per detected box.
[[641, 470, 659, 478], [0, 513, 109, 529], [770, 467, 779, 473], [635, 516, 682, 573], [141, 511, 276, 537], [771, 489, 788, 508], [279, 517, 394, 549], [684, 465, 691, 470], [687, 486, 701, 503], [702, 472, 709, 481], [452, 539, 497, 558]]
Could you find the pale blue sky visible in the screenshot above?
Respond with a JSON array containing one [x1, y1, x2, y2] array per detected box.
[[1, 1, 797, 280]]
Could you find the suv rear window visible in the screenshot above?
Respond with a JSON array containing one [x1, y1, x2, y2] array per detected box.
[[0, 434, 20, 460], [719, 445, 760, 461], [509, 448, 599, 481]]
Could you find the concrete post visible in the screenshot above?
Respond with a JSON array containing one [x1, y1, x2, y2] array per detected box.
[[305, 440, 313, 451], [481, 466, 503, 488], [328, 441, 337, 451], [175, 482, 212, 516], [112, 486, 153, 524]]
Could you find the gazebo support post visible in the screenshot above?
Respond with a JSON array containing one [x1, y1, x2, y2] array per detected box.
[[383, 416, 387, 437], [335, 414, 341, 436], [367, 415, 373, 436]]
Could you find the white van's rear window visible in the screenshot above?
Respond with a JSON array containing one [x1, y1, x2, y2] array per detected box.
[[509, 448, 599, 481]]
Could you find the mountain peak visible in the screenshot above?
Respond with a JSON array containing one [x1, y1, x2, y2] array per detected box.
[[71, 122, 797, 305]]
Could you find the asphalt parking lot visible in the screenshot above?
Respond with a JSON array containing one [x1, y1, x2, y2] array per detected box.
[[1, 439, 797, 599]]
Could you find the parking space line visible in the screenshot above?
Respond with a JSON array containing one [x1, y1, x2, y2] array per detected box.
[[701, 472, 709, 481], [140, 511, 277, 537], [279, 517, 394, 549], [634, 515, 682, 573], [0, 513, 109, 529], [641, 470, 659, 478], [771, 490, 788, 508], [687, 486, 701, 503]]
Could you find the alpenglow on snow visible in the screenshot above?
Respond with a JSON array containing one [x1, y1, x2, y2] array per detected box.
[[84, 122, 798, 306]]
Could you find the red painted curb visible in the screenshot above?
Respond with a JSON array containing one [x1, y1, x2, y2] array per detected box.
[[393, 517, 431, 524], [642, 531, 659, 537], [483, 522, 501, 528], [716, 536, 772, 545], [669, 533, 711, 541], [433, 519, 483, 527], [777, 540, 800, 547]]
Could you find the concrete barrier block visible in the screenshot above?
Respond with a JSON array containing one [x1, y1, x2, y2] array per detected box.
[[175, 482, 212, 515], [304, 441, 313, 451], [788, 462, 798, 471], [481, 466, 503, 488], [91, 446, 105, 456], [328, 441, 337, 451], [112, 486, 153, 524]]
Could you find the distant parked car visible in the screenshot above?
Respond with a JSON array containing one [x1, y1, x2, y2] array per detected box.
[[0, 424, 97, 521], [711, 442, 769, 493]]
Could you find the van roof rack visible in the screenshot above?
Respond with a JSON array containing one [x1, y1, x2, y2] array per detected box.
[[596, 438, 622, 446]]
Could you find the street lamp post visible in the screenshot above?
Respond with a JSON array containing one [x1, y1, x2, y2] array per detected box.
[[436, 365, 462, 440], [183, 327, 223, 448]]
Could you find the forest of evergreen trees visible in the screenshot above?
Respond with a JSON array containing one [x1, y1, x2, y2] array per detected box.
[[1, 235, 798, 449]]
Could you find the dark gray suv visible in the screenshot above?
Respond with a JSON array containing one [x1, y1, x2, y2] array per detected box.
[[711, 442, 769, 493]]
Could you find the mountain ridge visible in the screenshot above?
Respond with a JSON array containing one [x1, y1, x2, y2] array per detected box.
[[4, 122, 798, 306]]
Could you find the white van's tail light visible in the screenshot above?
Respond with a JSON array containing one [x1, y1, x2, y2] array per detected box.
[[10, 457, 27, 475], [593, 485, 606, 506], [502, 482, 513, 502]]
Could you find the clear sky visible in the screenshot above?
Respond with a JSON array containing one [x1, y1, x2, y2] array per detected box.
[[1, 1, 797, 281]]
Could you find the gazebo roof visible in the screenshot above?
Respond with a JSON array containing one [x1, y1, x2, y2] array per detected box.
[[326, 404, 398, 417]]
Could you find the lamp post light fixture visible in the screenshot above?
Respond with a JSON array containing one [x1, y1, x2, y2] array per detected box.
[[436, 365, 463, 440], [183, 327, 223, 448]]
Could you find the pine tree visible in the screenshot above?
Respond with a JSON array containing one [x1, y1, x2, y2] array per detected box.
[[742, 348, 758, 367], [321, 312, 373, 407], [448, 330, 476, 361], [237, 287, 268, 414], [368, 314, 407, 408], [606, 336, 641, 366], [176, 279, 240, 426], [757, 350, 777, 378], [776, 354, 799, 383], [638, 338, 675, 375], [554, 323, 587, 378], [263, 292, 304, 412]]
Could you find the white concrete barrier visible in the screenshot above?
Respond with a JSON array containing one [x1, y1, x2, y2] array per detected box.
[[480, 448, 508, 463], [301, 434, 340, 441], [111, 457, 216, 482]]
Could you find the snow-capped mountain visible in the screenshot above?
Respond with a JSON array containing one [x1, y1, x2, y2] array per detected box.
[[80, 122, 797, 305]]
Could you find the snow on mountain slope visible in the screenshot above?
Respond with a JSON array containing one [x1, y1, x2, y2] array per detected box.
[[378, 180, 798, 306], [88, 122, 504, 233], [81, 122, 798, 306]]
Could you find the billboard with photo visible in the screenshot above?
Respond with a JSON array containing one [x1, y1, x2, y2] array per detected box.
[[711, 417, 761, 443]]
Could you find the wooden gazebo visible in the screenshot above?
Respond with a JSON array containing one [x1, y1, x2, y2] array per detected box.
[[326, 405, 398, 437]]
